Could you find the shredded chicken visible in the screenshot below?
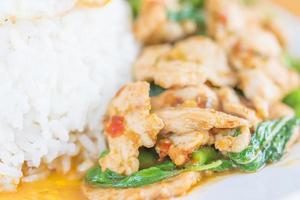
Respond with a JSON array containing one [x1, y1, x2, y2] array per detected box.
[[99, 82, 164, 175], [151, 84, 219, 111]]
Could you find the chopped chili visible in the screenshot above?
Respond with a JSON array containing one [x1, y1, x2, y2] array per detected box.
[[106, 115, 125, 137]]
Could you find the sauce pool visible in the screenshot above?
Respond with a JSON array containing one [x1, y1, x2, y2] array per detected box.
[[0, 173, 87, 200]]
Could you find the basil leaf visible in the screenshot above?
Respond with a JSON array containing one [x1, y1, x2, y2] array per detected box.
[[228, 117, 299, 171], [85, 160, 222, 188], [86, 117, 299, 188]]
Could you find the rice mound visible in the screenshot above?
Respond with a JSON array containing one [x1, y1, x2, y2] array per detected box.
[[0, 0, 138, 191]]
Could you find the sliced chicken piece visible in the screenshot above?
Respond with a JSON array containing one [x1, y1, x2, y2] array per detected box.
[[215, 126, 251, 153], [156, 107, 249, 134], [166, 36, 236, 86], [156, 131, 212, 165], [133, 0, 197, 44], [218, 87, 259, 126], [239, 69, 282, 119], [83, 171, 202, 200], [249, 1, 288, 47], [205, 0, 256, 50], [262, 17, 287, 47], [269, 102, 295, 120], [229, 26, 282, 70], [151, 84, 219, 111], [153, 60, 206, 88], [99, 82, 164, 175], [260, 59, 300, 93], [133, 44, 172, 82], [134, 36, 236, 88]]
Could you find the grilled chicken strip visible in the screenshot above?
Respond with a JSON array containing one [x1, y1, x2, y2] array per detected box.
[[99, 82, 164, 175]]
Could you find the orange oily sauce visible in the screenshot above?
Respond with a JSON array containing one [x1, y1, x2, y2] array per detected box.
[[0, 170, 234, 200], [0, 173, 87, 200]]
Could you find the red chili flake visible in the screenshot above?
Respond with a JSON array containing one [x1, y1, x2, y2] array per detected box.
[[158, 140, 172, 161], [106, 115, 125, 138], [218, 13, 227, 25]]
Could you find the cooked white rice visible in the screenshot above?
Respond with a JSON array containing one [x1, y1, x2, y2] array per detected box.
[[0, 0, 138, 191]]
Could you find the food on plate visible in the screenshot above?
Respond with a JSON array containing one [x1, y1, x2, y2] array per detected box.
[[0, 0, 138, 192], [83, 0, 300, 199], [1, 0, 300, 199]]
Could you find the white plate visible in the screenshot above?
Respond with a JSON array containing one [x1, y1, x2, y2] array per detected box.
[[179, 7, 300, 200]]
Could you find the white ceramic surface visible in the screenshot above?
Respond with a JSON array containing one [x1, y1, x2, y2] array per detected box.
[[179, 7, 300, 200]]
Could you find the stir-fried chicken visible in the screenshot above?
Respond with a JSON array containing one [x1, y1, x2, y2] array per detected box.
[[218, 87, 259, 126], [260, 59, 300, 93], [99, 82, 164, 175], [151, 84, 219, 111], [269, 102, 295, 119], [85, 1, 300, 199], [239, 69, 282, 118], [133, 44, 172, 81], [206, 0, 256, 50], [83, 171, 202, 200], [133, 0, 197, 44], [134, 36, 236, 88], [155, 107, 249, 163], [156, 107, 249, 134], [167, 36, 237, 86], [229, 26, 282, 70], [153, 60, 206, 88], [156, 131, 213, 165], [214, 126, 251, 153]]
